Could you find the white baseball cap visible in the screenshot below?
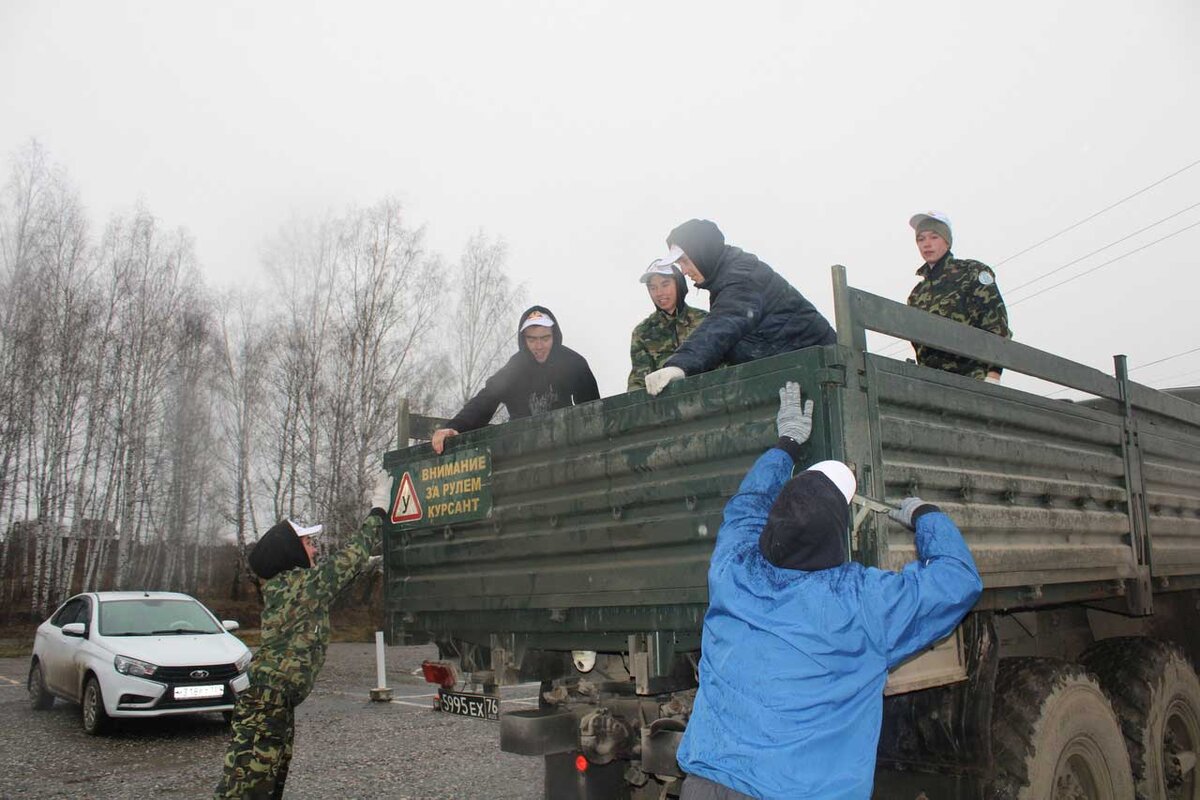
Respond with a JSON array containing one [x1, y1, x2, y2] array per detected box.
[[909, 211, 952, 231], [288, 520, 323, 538], [804, 461, 856, 504], [519, 312, 556, 333], [646, 244, 686, 271], [639, 262, 678, 284]]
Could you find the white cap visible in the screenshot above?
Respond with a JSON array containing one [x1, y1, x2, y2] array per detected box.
[[639, 262, 678, 284], [804, 460, 856, 504], [288, 520, 323, 537], [646, 244, 685, 271], [909, 211, 952, 231], [519, 312, 555, 333]]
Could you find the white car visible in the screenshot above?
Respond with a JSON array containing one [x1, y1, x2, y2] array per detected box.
[[28, 591, 252, 734]]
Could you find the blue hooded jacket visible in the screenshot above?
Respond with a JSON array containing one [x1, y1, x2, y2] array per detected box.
[[676, 448, 982, 799], [662, 220, 836, 376]]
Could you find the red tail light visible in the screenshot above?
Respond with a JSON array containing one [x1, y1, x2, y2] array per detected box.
[[574, 754, 589, 773], [420, 660, 458, 689]]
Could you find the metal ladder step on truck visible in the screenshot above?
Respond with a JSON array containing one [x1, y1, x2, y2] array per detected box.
[[380, 266, 1200, 800]]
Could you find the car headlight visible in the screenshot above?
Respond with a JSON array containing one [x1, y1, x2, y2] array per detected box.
[[114, 654, 159, 679], [235, 651, 252, 673]]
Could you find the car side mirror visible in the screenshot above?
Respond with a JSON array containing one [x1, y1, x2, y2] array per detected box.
[[62, 622, 86, 638], [222, 620, 240, 632]]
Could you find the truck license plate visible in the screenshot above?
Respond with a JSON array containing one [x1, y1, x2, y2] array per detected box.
[[174, 684, 225, 700], [438, 689, 499, 721]]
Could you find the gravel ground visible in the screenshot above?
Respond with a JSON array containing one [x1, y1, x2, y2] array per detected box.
[[0, 643, 544, 799]]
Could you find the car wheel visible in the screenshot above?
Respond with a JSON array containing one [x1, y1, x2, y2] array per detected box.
[[28, 662, 54, 711], [81, 675, 110, 735]]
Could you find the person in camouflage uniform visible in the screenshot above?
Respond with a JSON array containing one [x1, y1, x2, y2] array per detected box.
[[628, 262, 708, 390], [215, 503, 386, 799], [906, 211, 1011, 381]]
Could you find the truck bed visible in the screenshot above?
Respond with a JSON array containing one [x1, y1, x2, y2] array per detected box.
[[382, 270, 1200, 658]]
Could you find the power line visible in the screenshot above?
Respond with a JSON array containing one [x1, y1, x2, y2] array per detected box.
[[1129, 345, 1200, 373], [1149, 364, 1200, 388], [995, 156, 1200, 267], [1038, 347, 1200, 399], [1005, 200, 1200, 296], [1008, 218, 1200, 308]]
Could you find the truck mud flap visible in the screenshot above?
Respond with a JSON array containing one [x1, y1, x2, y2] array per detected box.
[[544, 752, 628, 800], [500, 708, 577, 756], [642, 718, 685, 777]]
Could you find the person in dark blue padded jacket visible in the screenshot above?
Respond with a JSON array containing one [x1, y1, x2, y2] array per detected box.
[[642, 219, 837, 396], [677, 382, 983, 800]]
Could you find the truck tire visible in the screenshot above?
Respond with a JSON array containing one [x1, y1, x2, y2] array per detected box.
[[989, 658, 1134, 800], [1081, 637, 1200, 800]]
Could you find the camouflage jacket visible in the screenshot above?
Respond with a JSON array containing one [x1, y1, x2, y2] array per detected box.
[[248, 513, 382, 704], [907, 254, 1011, 379], [628, 304, 708, 390]]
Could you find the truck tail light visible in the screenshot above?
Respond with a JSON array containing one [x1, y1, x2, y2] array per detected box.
[[575, 754, 589, 773], [421, 660, 457, 689]]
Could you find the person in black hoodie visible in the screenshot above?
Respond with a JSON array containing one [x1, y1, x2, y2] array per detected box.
[[642, 219, 837, 396], [430, 306, 600, 454]]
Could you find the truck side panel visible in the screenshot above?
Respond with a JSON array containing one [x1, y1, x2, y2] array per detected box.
[[383, 347, 843, 650], [870, 357, 1138, 603]]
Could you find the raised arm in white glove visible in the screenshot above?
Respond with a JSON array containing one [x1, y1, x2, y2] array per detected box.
[[370, 469, 393, 514], [776, 381, 814, 445], [645, 366, 685, 397]]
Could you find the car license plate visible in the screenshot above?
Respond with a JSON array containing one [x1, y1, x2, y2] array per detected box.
[[174, 684, 224, 700], [437, 689, 499, 721]]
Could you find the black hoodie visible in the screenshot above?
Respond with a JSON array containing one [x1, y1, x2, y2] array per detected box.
[[663, 219, 836, 376], [248, 520, 310, 580], [757, 472, 849, 571], [446, 306, 600, 433]]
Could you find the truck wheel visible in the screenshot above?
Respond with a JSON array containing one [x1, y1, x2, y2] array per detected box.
[[1081, 638, 1200, 800], [989, 658, 1134, 800]]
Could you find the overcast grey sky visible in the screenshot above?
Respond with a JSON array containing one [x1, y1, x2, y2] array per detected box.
[[3, 1, 1198, 399]]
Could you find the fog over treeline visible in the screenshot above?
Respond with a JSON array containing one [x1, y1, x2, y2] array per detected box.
[[0, 140, 524, 615]]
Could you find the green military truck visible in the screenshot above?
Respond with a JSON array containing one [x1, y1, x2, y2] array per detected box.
[[381, 267, 1200, 799]]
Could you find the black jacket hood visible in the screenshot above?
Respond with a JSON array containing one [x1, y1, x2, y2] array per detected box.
[[248, 520, 310, 580], [758, 472, 849, 571], [667, 219, 726, 286], [516, 305, 563, 358]]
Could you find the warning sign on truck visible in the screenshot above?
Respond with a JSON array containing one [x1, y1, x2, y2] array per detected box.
[[388, 446, 492, 527]]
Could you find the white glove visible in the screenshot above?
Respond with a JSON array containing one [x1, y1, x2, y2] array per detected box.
[[370, 469, 393, 511], [645, 366, 685, 396], [888, 496, 940, 530], [776, 382, 814, 444]]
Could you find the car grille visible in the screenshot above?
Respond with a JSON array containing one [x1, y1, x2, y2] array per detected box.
[[155, 663, 239, 684]]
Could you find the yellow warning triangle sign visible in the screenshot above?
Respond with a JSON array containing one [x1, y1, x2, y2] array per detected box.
[[390, 471, 423, 523]]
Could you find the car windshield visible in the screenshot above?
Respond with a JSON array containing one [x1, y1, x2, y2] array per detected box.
[[98, 598, 223, 636]]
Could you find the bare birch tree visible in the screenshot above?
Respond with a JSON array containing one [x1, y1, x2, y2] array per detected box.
[[447, 231, 526, 410], [214, 289, 271, 599]]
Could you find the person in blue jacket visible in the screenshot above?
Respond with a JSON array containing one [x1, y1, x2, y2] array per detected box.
[[642, 219, 837, 396], [677, 382, 983, 800]]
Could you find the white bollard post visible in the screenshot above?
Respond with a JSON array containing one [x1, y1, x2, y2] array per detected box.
[[369, 630, 393, 702]]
